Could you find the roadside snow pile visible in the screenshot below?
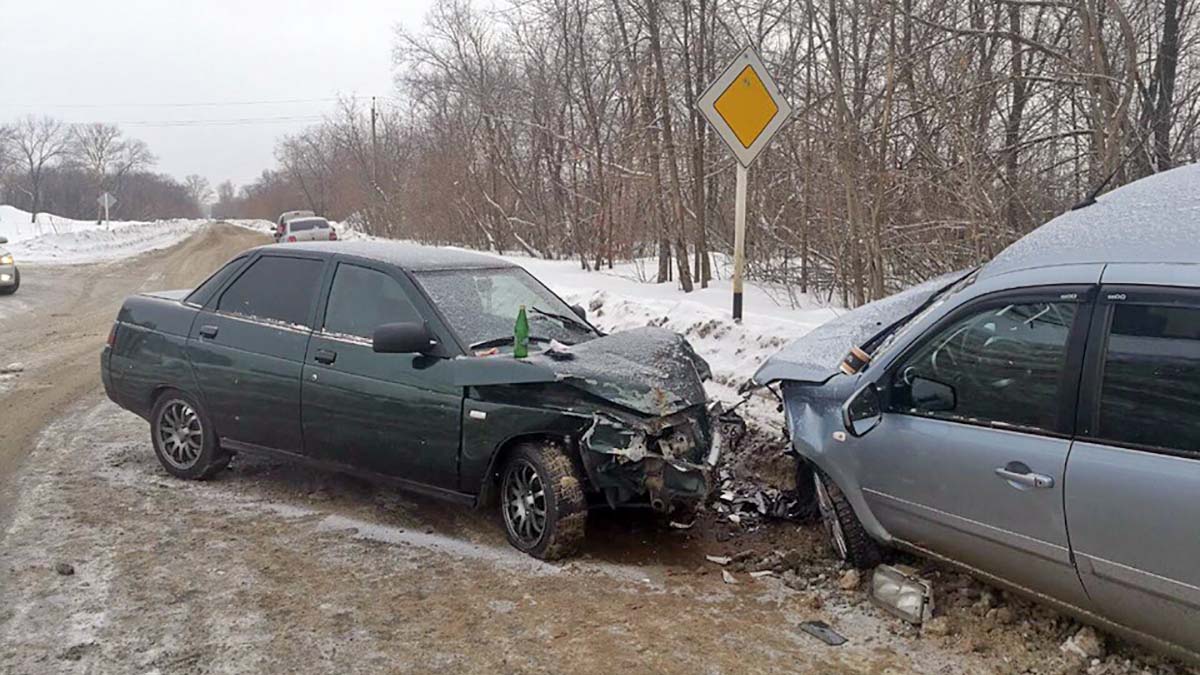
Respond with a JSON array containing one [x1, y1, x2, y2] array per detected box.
[[0, 205, 104, 243], [0, 205, 222, 264]]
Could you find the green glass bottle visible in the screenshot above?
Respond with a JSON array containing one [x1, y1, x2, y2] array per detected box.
[[513, 305, 530, 358]]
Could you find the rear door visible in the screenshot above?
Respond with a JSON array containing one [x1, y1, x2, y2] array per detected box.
[[301, 260, 463, 489], [1066, 286, 1200, 653], [187, 253, 325, 452], [860, 288, 1094, 608]]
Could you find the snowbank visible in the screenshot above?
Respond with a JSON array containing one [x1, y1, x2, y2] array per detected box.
[[0, 205, 208, 265]]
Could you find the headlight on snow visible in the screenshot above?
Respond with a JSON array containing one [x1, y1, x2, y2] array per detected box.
[[0, 254, 13, 266]]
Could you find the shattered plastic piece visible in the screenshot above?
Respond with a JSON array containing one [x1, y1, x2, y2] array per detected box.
[[749, 570, 775, 579], [669, 520, 694, 530], [705, 555, 732, 566], [799, 620, 847, 646], [728, 513, 741, 525], [722, 570, 738, 585]]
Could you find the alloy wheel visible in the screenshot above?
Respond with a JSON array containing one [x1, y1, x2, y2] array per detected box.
[[157, 399, 204, 470], [502, 458, 547, 546], [814, 473, 849, 561]]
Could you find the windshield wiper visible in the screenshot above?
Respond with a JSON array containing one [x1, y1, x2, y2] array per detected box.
[[529, 305, 591, 333], [469, 335, 555, 351]]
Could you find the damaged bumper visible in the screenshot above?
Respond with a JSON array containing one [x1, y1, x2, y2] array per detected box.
[[579, 402, 724, 511]]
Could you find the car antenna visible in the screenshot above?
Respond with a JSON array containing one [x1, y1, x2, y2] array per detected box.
[[1070, 129, 1153, 211]]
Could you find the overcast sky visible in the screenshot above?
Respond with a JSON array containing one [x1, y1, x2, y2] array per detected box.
[[1, 0, 435, 188]]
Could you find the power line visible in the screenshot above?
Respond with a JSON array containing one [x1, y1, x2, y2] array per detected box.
[[118, 115, 327, 127], [0, 97, 344, 109]]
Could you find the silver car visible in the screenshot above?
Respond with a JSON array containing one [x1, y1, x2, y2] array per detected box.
[[0, 236, 18, 295], [756, 163, 1200, 663]]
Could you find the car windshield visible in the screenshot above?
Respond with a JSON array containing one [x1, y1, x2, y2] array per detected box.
[[414, 267, 595, 350], [867, 268, 979, 362]]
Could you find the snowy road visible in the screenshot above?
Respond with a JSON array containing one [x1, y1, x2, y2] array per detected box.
[[0, 226, 1186, 674]]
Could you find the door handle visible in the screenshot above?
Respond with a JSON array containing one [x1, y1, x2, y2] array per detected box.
[[994, 465, 1055, 489], [198, 325, 219, 339], [314, 349, 337, 365]]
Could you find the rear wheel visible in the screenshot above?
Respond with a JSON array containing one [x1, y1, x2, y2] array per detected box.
[[500, 442, 587, 560], [150, 389, 229, 480], [814, 468, 883, 569]]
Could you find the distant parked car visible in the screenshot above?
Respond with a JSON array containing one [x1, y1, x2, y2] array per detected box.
[[276, 216, 336, 243], [102, 241, 721, 559], [755, 163, 1200, 663], [0, 236, 19, 295]]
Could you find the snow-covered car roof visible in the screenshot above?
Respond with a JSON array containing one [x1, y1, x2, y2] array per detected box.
[[270, 240, 517, 272], [980, 162, 1200, 280]]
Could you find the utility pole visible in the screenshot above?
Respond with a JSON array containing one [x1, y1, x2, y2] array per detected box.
[[370, 96, 379, 186]]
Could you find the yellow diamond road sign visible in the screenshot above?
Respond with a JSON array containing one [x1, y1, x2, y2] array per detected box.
[[699, 48, 791, 166]]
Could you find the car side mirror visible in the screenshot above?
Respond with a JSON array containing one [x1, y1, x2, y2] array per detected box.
[[373, 322, 436, 355], [911, 376, 956, 412], [571, 304, 587, 321], [0, 236, 7, 245], [843, 383, 883, 437]]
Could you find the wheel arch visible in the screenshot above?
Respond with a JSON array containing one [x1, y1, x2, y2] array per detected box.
[[474, 432, 582, 509]]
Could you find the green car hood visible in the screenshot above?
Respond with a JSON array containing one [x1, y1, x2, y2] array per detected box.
[[453, 327, 710, 416]]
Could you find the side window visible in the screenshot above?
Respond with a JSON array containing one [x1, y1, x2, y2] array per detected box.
[[1098, 303, 1200, 454], [217, 256, 324, 327], [323, 264, 421, 339], [186, 255, 246, 306], [890, 301, 1077, 431]]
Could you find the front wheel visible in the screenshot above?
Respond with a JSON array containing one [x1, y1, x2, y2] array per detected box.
[[150, 389, 229, 480], [500, 442, 587, 560], [814, 468, 883, 569]]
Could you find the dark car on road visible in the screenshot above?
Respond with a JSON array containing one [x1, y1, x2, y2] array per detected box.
[[755, 163, 1200, 663], [102, 241, 720, 559]]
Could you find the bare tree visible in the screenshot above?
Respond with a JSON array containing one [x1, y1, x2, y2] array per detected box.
[[12, 116, 70, 223], [184, 174, 214, 211]]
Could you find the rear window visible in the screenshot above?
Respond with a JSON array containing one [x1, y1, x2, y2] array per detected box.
[[1098, 303, 1200, 455], [218, 256, 324, 327], [186, 255, 247, 306], [289, 218, 329, 232]]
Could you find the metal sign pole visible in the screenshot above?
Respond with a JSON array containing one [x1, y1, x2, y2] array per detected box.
[[733, 163, 748, 321]]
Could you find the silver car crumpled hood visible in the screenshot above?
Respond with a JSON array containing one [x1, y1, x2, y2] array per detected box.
[[753, 270, 967, 386]]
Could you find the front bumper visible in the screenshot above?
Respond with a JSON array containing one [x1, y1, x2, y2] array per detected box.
[[580, 402, 724, 511]]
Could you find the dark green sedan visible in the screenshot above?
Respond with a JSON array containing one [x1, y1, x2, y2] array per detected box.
[[101, 241, 721, 559]]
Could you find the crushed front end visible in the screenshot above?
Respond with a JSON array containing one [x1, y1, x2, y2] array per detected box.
[[578, 402, 724, 512]]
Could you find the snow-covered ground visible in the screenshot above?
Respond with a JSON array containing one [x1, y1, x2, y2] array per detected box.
[[0, 205, 213, 265]]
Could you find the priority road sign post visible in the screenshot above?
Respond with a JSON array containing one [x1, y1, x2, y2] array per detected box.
[[698, 47, 792, 322], [98, 192, 117, 228]]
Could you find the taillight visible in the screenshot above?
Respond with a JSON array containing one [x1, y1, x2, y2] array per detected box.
[[287, 235, 297, 243], [107, 323, 119, 347], [329, 228, 337, 241]]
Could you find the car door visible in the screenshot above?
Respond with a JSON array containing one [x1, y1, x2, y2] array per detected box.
[[1066, 286, 1200, 653], [301, 260, 463, 489], [857, 287, 1094, 608], [187, 253, 325, 453]]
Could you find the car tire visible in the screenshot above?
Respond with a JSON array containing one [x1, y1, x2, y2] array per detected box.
[[0, 268, 17, 295], [150, 389, 230, 481], [500, 441, 587, 560], [814, 468, 883, 570]]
